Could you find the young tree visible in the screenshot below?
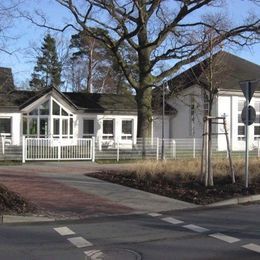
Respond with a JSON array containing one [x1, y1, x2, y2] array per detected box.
[[26, 0, 259, 138], [29, 34, 62, 90]]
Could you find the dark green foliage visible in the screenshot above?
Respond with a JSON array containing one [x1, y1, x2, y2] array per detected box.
[[30, 34, 62, 90]]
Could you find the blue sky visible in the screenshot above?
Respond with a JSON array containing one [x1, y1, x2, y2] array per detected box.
[[1, 0, 259, 87]]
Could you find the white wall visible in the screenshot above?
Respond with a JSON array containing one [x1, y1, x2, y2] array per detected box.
[[167, 85, 204, 139], [0, 112, 22, 145], [152, 115, 170, 139]]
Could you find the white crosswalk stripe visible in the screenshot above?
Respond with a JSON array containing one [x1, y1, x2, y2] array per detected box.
[[209, 233, 240, 243], [68, 236, 93, 248], [161, 217, 184, 224], [54, 227, 75, 236], [183, 224, 209, 233]]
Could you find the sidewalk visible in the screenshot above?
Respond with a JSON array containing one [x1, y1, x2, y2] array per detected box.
[[0, 162, 196, 220]]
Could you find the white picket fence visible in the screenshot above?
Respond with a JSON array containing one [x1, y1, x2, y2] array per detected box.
[[23, 137, 95, 162]]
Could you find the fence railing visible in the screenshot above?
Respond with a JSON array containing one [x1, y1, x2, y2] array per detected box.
[[2, 136, 260, 162], [23, 137, 94, 162]]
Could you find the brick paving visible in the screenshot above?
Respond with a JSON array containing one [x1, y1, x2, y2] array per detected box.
[[0, 165, 132, 219]]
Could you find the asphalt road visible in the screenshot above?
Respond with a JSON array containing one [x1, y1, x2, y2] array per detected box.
[[1, 203, 260, 260]]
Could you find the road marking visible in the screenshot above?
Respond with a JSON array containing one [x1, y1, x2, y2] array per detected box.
[[183, 224, 209, 233], [85, 250, 104, 260], [161, 217, 184, 224], [209, 233, 240, 243], [54, 227, 75, 236], [242, 243, 260, 253], [68, 237, 93, 248], [148, 213, 162, 217]]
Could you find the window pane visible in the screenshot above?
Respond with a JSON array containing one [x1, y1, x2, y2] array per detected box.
[[29, 108, 38, 115], [62, 119, 68, 135], [0, 118, 11, 133], [29, 118, 37, 135], [83, 119, 94, 135], [103, 120, 113, 134], [40, 118, 48, 136], [70, 118, 73, 135], [255, 126, 260, 135], [52, 100, 60, 115], [238, 125, 245, 135], [256, 114, 260, 124], [122, 120, 132, 134], [39, 100, 49, 115], [62, 109, 68, 116], [53, 119, 59, 135], [23, 118, 27, 135]]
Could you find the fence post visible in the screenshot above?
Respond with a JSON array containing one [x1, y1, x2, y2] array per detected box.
[[58, 139, 61, 160], [193, 138, 196, 159], [117, 140, 120, 162], [257, 139, 260, 157], [92, 137, 95, 162], [22, 136, 26, 163], [156, 138, 159, 160], [172, 139, 176, 159], [1, 136, 5, 155]]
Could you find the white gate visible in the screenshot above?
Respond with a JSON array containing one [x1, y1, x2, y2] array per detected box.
[[22, 137, 95, 162]]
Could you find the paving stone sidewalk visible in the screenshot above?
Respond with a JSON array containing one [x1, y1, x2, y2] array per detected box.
[[0, 166, 132, 219]]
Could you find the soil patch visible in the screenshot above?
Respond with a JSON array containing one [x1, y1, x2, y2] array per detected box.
[[0, 184, 36, 214], [86, 171, 259, 205]]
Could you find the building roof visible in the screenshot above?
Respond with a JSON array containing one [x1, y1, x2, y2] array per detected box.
[[169, 51, 260, 93]]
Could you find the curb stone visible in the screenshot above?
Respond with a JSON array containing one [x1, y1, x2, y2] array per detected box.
[[207, 194, 260, 207]]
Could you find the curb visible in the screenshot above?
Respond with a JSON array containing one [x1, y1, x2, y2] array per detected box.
[[0, 215, 55, 224], [206, 194, 260, 208]]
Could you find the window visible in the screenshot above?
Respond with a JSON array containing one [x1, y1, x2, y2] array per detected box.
[[254, 101, 260, 140], [103, 120, 114, 139], [39, 100, 49, 115], [83, 119, 94, 138], [52, 100, 60, 115], [70, 118, 73, 136], [53, 118, 60, 136], [0, 118, 11, 134], [238, 100, 245, 140], [40, 118, 48, 137], [62, 119, 68, 137], [121, 120, 132, 140], [29, 118, 37, 135]]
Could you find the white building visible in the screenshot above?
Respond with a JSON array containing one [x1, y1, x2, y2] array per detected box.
[[166, 51, 260, 151]]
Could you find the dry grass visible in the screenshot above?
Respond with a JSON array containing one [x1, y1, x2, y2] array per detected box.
[[128, 158, 260, 183]]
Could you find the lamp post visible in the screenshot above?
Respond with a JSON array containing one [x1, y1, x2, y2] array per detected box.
[[161, 80, 168, 160]]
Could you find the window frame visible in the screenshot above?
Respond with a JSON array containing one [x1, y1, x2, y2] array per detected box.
[[102, 119, 114, 140], [237, 99, 245, 141], [83, 119, 95, 138], [121, 119, 133, 140], [0, 117, 12, 136]]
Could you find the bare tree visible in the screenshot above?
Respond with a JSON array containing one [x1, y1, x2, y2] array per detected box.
[[23, 0, 259, 139]]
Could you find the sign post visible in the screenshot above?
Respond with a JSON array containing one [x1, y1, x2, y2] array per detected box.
[[239, 80, 258, 188]]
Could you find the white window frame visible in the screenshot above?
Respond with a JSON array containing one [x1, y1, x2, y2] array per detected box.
[[82, 118, 95, 138], [254, 100, 260, 140], [102, 119, 114, 140], [238, 99, 245, 141], [121, 119, 133, 140], [0, 117, 12, 137]]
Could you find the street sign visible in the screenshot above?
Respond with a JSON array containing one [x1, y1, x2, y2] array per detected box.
[[241, 105, 256, 125], [239, 80, 258, 103]]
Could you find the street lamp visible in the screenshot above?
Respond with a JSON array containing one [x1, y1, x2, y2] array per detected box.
[[161, 80, 169, 160]]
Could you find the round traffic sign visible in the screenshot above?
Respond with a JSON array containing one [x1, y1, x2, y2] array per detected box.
[[241, 105, 256, 125]]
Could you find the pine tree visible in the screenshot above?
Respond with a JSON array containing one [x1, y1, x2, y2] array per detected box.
[[30, 34, 62, 90]]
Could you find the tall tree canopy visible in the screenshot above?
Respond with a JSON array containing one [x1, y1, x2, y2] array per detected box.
[[28, 0, 259, 137], [30, 34, 62, 90]]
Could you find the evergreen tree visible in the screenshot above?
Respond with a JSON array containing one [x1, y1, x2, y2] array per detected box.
[[30, 34, 62, 90]]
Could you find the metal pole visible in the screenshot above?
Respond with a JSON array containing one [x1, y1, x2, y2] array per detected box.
[[245, 82, 250, 188], [161, 81, 166, 160]]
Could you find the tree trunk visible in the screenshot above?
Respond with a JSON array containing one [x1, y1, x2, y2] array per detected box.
[[135, 87, 153, 158]]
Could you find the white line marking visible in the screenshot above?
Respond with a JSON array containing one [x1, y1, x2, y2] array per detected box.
[[209, 233, 240, 243], [148, 213, 162, 217], [68, 237, 93, 248], [85, 250, 104, 260], [54, 227, 75, 236], [183, 224, 209, 233], [161, 217, 184, 224], [242, 243, 260, 253]]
